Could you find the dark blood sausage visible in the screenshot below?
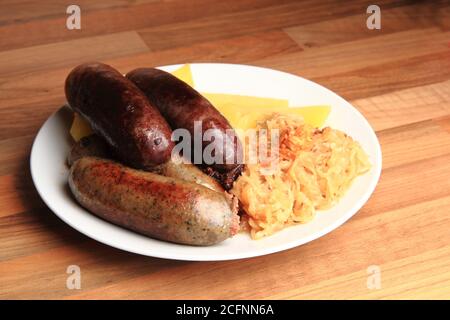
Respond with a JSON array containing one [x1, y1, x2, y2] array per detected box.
[[69, 157, 239, 245], [126, 68, 243, 176], [65, 63, 174, 169]]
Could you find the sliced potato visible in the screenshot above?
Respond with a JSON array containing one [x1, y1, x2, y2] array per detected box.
[[70, 113, 93, 141], [213, 102, 331, 132], [171, 64, 195, 87]]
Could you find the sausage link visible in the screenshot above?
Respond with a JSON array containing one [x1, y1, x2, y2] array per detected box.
[[126, 68, 243, 173], [68, 134, 224, 193], [152, 154, 224, 193], [69, 157, 239, 245], [65, 62, 174, 169]]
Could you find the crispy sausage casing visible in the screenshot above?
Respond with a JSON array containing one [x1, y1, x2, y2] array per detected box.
[[126, 68, 242, 173], [68, 157, 239, 245], [152, 154, 224, 193], [68, 134, 224, 193], [65, 63, 174, 168]]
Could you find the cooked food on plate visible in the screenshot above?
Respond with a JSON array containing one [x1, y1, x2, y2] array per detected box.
[[69, 157, 239, 245], [126, 67, 243, 190], [65, 62, 370, 246], [65, 63, 174, 168], [231, 114, 371, 239], [68, 134, 224, 193]]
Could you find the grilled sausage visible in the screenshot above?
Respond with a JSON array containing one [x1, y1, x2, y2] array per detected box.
[[153, 154, 224, 193], [126, 68, 243, 174], [68, 134, 224, 193], [65, 62, 174, 169], [69, 157, 239, 245]]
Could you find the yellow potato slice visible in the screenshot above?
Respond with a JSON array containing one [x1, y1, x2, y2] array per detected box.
[[70, 112, 93, 141], [171, 64, 195, 87], [286, 105, 331, 128], [210, 99, 330, 131], [168, 66, 329, 128], [203, 93, 289, 110], [203, 93, 330, 129]]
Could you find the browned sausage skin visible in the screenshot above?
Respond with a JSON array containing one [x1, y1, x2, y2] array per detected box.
[[65, 63, 174, 169], [153, 154, 225, 193], [126, 68, 243, 175], [68, 134, 225, 193], [69, 157, 239, 245]]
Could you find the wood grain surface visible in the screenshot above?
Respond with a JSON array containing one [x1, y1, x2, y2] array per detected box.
[[0, 0, 449, 300]]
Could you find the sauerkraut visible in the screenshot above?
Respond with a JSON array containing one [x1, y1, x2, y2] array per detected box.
[[231, 114, 371, 239]]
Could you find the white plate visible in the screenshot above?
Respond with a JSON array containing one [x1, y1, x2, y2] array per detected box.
[[30, 63, 382, 261]]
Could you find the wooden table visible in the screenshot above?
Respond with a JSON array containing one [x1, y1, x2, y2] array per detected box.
[[1, 0, 449, 300]]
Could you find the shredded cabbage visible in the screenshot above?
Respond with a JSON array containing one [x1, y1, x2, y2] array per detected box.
[[231, 114, 371, 239]]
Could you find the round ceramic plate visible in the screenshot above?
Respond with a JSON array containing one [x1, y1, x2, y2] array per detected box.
[[30, 63, 382, 261]]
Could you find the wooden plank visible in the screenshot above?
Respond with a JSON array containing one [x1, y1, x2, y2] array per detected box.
[[0, 0, 160, 26], [0, 208, 85, 262], [360, 154, 450, 219], [1, 29, 448, 133], [284, 2, 446, 48], [60, 195, 450, 299], [0, 0, 299, 51], [0, 31, 149, 77], [137, 0, 408, 50], [0, 237, 180, 298], [0, 173, 44, 219], [94, 30, 300, 69], [140, 30, 300, 65], [377, 120, 450, 169], [434, 115, 450, 134], [255, 28, 450, 79], [0, 30, 297, 141], [0, 69, 69, 122], [0, 135, 34, 176], [438, 2, 450, 30], [352, 80, 450, 131], [0, 98, 65, 141], [313, 51, 450, 101], [266, 245, 450, 299]]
